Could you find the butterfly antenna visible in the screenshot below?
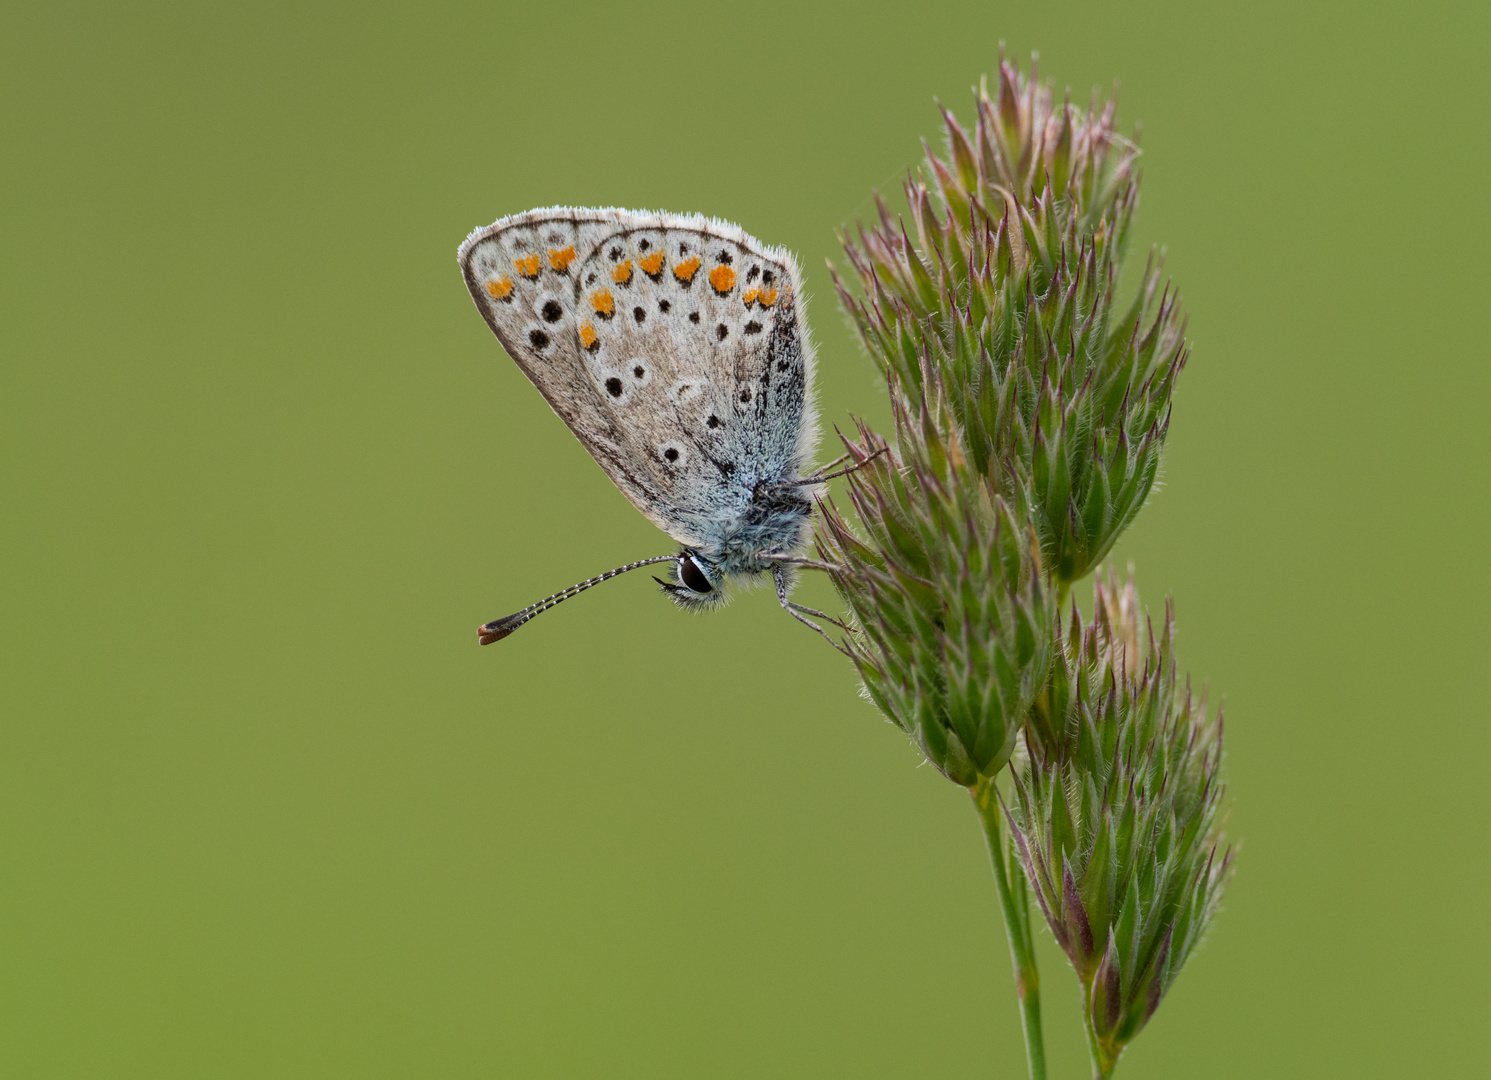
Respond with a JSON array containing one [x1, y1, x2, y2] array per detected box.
[[477, 555, 678, 645]]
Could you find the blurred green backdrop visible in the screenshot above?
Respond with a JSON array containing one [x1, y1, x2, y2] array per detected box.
[[3, 1, 1488, 1076]]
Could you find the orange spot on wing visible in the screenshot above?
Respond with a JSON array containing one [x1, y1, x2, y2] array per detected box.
[[514, 253, 542, 279], [741, 286, 760, 306], [638, 251, 666, 276], [759, 287, 778, 307], [673, 255, 701, 283], [548, 245, 577, 272], [579, 322, 598, 350], [590, 288, 615, 318], [486, 275, 515, 300], [708, 265, 736, 293], [612, 259, 633, 284]]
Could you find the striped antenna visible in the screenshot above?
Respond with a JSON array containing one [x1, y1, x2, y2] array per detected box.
[[477, 555, 678, 645]]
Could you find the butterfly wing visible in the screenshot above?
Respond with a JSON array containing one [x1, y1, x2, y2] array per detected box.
[[458, 207, 817, 550]]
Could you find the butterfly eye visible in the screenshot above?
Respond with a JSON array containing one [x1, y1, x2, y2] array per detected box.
[[679, 556, 713, 594]]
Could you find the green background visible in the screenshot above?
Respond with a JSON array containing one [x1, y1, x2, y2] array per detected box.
[[4, 1, 1487, 1076]]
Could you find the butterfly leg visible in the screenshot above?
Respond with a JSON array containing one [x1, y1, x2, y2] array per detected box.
[[777, 445, 892, 488], [773, 565, 852, 654], [763, 553, 844, 574], [803, 449, 853, 476]]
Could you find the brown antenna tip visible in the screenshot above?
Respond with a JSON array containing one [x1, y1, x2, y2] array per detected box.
[[477, 614, 523, 645]]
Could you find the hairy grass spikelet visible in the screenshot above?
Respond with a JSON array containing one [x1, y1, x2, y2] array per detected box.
[[1007, 574, 1232, 1074], [816, 394, 1054, 786], [831, 55, 1186, 584]]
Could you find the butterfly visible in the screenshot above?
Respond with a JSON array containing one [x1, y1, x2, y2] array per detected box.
[[457, 207, 861, 646]]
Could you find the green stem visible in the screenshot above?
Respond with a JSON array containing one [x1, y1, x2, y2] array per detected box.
[[1086, 1025, 1114, 1079], [1081, 988, 1116, 1080], [973, 780, 1046, 1080]]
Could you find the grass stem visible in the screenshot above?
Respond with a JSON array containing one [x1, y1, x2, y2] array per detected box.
[[973, 779, 1046, 1080]]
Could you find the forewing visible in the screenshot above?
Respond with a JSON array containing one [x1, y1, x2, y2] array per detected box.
[[459, 207, 817, 548]]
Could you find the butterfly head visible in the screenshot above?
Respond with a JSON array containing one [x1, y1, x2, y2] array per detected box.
[[654, 550, 729, 610]]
